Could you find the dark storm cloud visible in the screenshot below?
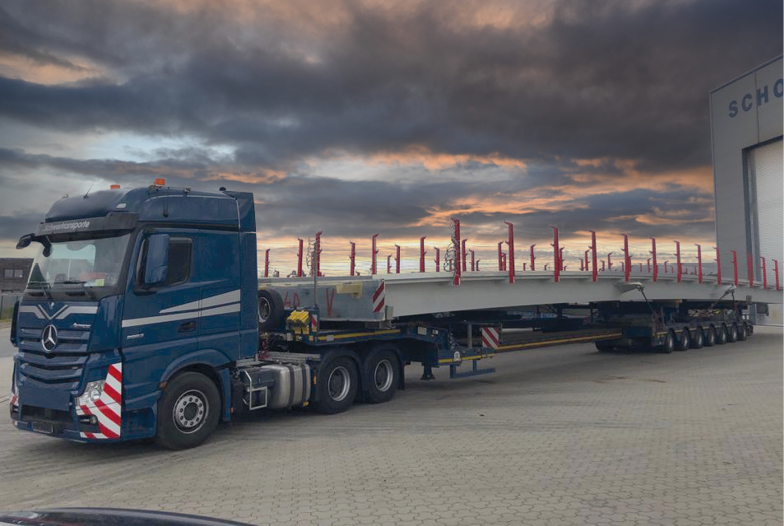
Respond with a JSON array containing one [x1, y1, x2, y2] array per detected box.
[[0, 0, 780, 172]]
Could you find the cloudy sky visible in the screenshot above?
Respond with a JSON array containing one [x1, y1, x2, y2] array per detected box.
[[0, 0, 781, 275]]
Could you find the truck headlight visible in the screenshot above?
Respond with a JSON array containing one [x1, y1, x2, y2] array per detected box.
[[77, 380, 105, 406]]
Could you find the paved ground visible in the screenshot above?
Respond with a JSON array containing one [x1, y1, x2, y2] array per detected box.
[[0, 327, 781, 526]]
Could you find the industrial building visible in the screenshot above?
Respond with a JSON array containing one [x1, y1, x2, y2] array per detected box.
[[710, 56, 783, 324]]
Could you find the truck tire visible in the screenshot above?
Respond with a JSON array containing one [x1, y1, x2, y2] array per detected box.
[[727, 323, 738, 343], [659, 330, 676, 354], [704, 325, 716, 347], [690, 327, 704, 349], [258, 289, 285, 331], [745, 322, 754, 337], [737, 323, 747, 341], [676, 329, 690, 351], [155, 372, 220, 450], [312, 356, 358, 415], [363, 346, 399, 404], [716, 324, 728, 345], [594, 342, 616, 352]]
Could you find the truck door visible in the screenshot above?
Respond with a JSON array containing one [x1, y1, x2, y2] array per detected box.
[[194, 231, 241, 359], [121, 230, 199, 409]]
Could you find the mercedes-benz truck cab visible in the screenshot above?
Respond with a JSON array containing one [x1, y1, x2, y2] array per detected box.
[[10, 182, 259, 448]]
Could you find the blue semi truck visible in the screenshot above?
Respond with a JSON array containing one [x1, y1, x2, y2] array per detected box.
[[9, 181, 775, 449]]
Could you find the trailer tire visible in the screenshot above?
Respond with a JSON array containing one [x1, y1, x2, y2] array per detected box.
[[690, 327, 704, 349], [363, 347, 400, 404], [258, 289, 285, 331], [704, 325, 716, 347], [312, 356, 358, 415], [676, 329, 690, 351], [155, 372, 220, 450], [745, 322, 754, 337], [659, 330, 676, 354], [716, 324, 728, 345], [728, 323, 738, 343], [736, 323, 747, 341]]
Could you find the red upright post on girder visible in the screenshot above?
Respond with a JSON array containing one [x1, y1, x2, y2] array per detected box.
[[622, 235, 631, 282], [349, 242, 356, 276], [386, 255, 391, 274], [760, 257, 767, 289], [601, 260, 605, 272], [550, 226, 560, 282], [505, 221, 515, 284], [650, 238, 658, 282], [646, 258, 651, 273], [664, 261, 669, 274], [674, 241, 682, 283], [433, 247, 440, 273], [395, 245, 401, 274], [584, 250, 589, 273], [639, 263, 643, 272], [451, 218, 461, 286], [371, 234, 379, 275], [297, 238, 304, 277], [608, 252, 613, 271], [695, 244, 702, 283], [580, 259, 584, 272], [501, 253, 506, 271], [264, 249, 270, 278], [559, 247, 565, 271], [419, 237, 426, 273], [589, 231, 597, 282], [470, 250, 475, 272], [498, 242, 504, 271], [314, 231, 323, 277], [530, 244, 536, 271], [461, 239, 468, 272], [774, 259, 780, 291], [731, 250, 738, 286], [714, 247, 722, 285], [746, 252, 753, 287]]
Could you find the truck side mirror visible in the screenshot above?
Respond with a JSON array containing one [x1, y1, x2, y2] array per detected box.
[[16, 234, 33, 249], [143, 234, 170, 287]]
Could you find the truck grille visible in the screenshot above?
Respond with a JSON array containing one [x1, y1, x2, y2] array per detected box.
[[16, 329, 89, 387]]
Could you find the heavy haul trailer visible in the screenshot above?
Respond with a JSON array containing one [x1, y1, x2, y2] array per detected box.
[[9, 182, 783, 449]]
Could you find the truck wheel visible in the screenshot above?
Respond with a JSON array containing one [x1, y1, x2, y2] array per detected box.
[[363, 346, 399, 404], [736, 323, 746, 341], [716, 324, 728, 345], [659, 330, 676, 354], [745, 323, 754, 337], [704, 325, 716, 347], [690, 327, 704, 349], [312, 356, 358, 414], [258, 289, 285, 331], [676, 329, 690, 351], [727, 323, 738, 343], [155, 372, 220, 450]]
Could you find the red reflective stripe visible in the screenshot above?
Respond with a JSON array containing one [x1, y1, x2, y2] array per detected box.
[[107, 365, 122, 383], [486, 329, 499, 347], [372, 282, 385, 302], [80, 405, 92, 415], [84, 432, 95, 439], [373, 298, 385, 313], [98, 423, 119, 439], [103, 382, 121, 404], [94, 398, 122, 426], [482, 328, 499, 348]]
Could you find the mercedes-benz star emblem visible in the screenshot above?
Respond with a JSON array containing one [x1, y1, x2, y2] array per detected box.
[[41, 325, 58, 352]]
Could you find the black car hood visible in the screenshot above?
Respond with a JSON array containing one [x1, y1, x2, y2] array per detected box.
[[0, 508, 255, 526]]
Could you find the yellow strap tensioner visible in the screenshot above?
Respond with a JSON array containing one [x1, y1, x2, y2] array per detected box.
[[287, 309, 312, 334]]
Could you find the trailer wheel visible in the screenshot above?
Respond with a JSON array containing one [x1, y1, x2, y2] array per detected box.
[[676, 329, 690, 351], [745, 322, 754, 337], [659, 330, 676, 354], [690, 327, 704, 349], [258, 289, 285, 331], [312, 356, 358, 414], [728, 323, 738, 343], [716, 324, 728, 345], [594, 342, 616, 352], [363, 346, 400, 404], [155, 372, 220, 450], [736, 323, 747, 341], [704, 325, 716, 347]]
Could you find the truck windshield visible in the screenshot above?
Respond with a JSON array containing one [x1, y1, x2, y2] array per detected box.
[[27, 234, 131, 291]]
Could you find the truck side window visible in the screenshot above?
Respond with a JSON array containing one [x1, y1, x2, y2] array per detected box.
[[165, 238, 192, 286]]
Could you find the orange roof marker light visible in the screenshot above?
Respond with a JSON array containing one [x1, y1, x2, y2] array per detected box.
[[110, 184, 121, 189], [154, 178, 166, 186]]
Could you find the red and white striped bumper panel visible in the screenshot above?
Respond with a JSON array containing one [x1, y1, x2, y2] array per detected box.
[[372, 281, 385, 313], [75, 363, 122, 440], [481, 327, 500, 349]]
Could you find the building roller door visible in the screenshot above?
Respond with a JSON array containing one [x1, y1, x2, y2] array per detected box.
[[748, 138, 783, 325]]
